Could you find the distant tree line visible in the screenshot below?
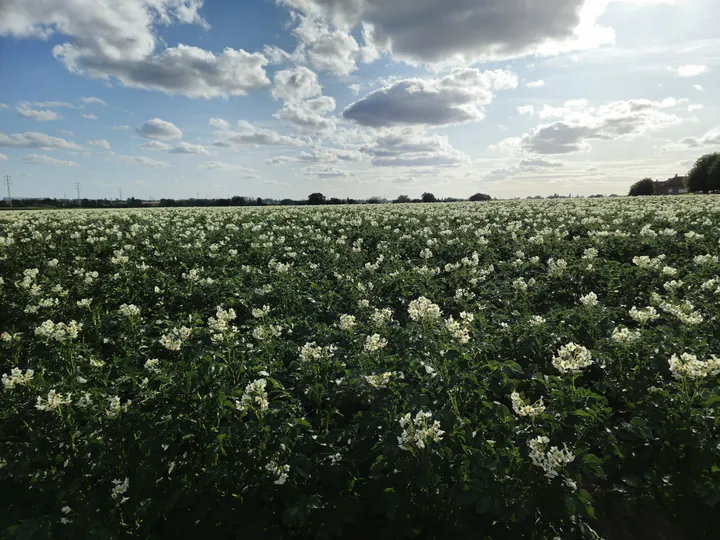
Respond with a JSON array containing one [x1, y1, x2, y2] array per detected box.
[[628, 152, 720, 196], [0, 192, 495, 210]]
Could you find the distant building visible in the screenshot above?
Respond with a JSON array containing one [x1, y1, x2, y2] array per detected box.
[[655, 174, 688, 195]]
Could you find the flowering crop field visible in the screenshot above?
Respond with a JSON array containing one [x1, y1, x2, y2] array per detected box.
[[2, 198, 720, 540]]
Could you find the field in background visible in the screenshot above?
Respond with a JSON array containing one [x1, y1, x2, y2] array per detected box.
[[2, 199, 720, 539]]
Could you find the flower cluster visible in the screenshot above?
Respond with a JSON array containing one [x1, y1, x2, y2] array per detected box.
[[119, 304, 141, 318], [364, 371, 403, 388], [510, 392, 546, 417], [159, 326, 192, 351], [528, 436, 576, 479], [552, 343, 593, 375], [35, 389, 72, 411], [444, 312, 473, 344], [34, 320, 82, 343], [338, 314, 357, 332], [236, 379, 270, 412], [408, 296, 442, 323], [364, 333, 388, 352], [397, 411, 445, 451], [265, 461, 290, 485], [629, 306, 659, 325], [2, 367, 34, 390], [299, 342, 337, 362], [611, 327, 641, 345], [668, 353, 720, 381]]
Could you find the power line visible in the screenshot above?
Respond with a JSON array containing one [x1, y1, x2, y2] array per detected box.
[[74, 181, 81, 203], [3, 175, 11, 208]]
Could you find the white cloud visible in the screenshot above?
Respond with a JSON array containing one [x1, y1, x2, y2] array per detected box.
[[0, 131, 84, 150], [82, 113, 98, 120], [0, 103, 8, 109], [349, 84, 362, 95], [199, 161, 259, 177], [137, 118, 183, 140], [61, 130, 74, 137], [266, 147, 363, 165], [303, 165, 353, 178], [343, 68, 517, 127], [212, 120, 307, 147], [275, 96, 337, 132], [359, 128, 471, 167], [21, 153, 79, 167], [482, 156, 565, 182], [32, 101, 73, 108], [277, 0, 617, 66], [678, 127, 720, 148], [272, 66, 323, 102], [81, 96, 106, 105], [675, 64, 707, 77], [17, 103, 63, 121], [693, 84, 704, 91], [526, 80, 545, 88], [112, 125, 130, 131], [209, 117, 230, 129], [498, 97, 683, 155], [0, 153, 7, 160], [688, 104, 703, 112], [169, 142, 213, 155], [141, 141, 170, 150], [88, 139, 111, 150], [117, 155, 170, 167], [517, 105, 535, 115], [1, 0, 270, 99]]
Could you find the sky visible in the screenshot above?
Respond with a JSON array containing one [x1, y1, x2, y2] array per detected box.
[[0, 0, 718, 201]]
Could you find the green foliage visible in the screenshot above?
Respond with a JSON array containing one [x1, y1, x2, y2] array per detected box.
[[1, 198, 720, 539], [687, 153, 720, 193], [629, 178, 655, 196], [469, 193, 492, 202]]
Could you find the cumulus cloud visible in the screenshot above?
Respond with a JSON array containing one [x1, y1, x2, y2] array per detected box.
[[277, 0, 617, 66], [82, 113, 98, 120], [482, 157, 565, 182], [199, 161, 260, 177], [117, 155, 170, 167], [675, 64, 707, 77], [272, 66, 323, 102], [678, 127, 720, 148], [526, 80, 545, 88], [343, 68, 517, 128], [1, 0, 270, 99], [266, 146, 363, 165], [498, 97, 683, 154], [32, 101, 73, 108], [113, 125, 130, 131], [88, 139, 111, 150], [693, 84, 704, 91], [275, 96, 337, 132], [0, 131, 84, 150], [137, 118, 183, 140], [141, 141, 170, 150], [21, 153, 79, 166], [359, 128, 471, 167], [17, 103, 63, 121], [169, 142, 213, 155], [209, 117, 230, 129], [517, 105, 535, 115], [303, 165, 353, 178], [212, 120, 307, 147], [82, 96, 106, 105]]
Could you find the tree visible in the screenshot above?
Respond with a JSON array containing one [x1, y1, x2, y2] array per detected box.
[[328, 197, 343, 205], [686, 152, 720, 193], [307, 192, 326, 205], [421, 192, 437, 203], [366, 196, 382, 204], [394, 194, 411, 203], [628, 178, 655, 196], [469, 193, 491, 202]]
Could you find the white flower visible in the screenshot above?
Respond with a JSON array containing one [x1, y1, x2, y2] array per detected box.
[[252, 305, 270, 318], [364, 371, 403, 388], [35, 389, 72, 411], [2, 367, 34, 390], [338, 314, 357, 332], [510, 391, 546, 417], [364, 333, 388, 352], [529, 315, 546, 327], [371, 308, 393, 326], [110, 478, 129, 500], [144, 358, 161, 373], [629, 306, 659, 324], [160, 326, 192, 351], [668, 353, 720, 381], [236, 379, 269, 413], [528, 435, 575, 479], [552, 343, 593, 375], [265, 461, 290, 485], [611, 327, 641, 345], [299, 342, 336, 362], [252, 324, 282, 341], [397, 411, 444, 452], [408, 296, 442, 323], [579, 292, 598, 308], [118, 303, 141, 318]]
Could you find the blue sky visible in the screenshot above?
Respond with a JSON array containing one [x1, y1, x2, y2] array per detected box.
[[0, 0, 718, 200]]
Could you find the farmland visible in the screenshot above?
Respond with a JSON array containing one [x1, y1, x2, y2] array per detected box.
[[2, 198, 720, 539]]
